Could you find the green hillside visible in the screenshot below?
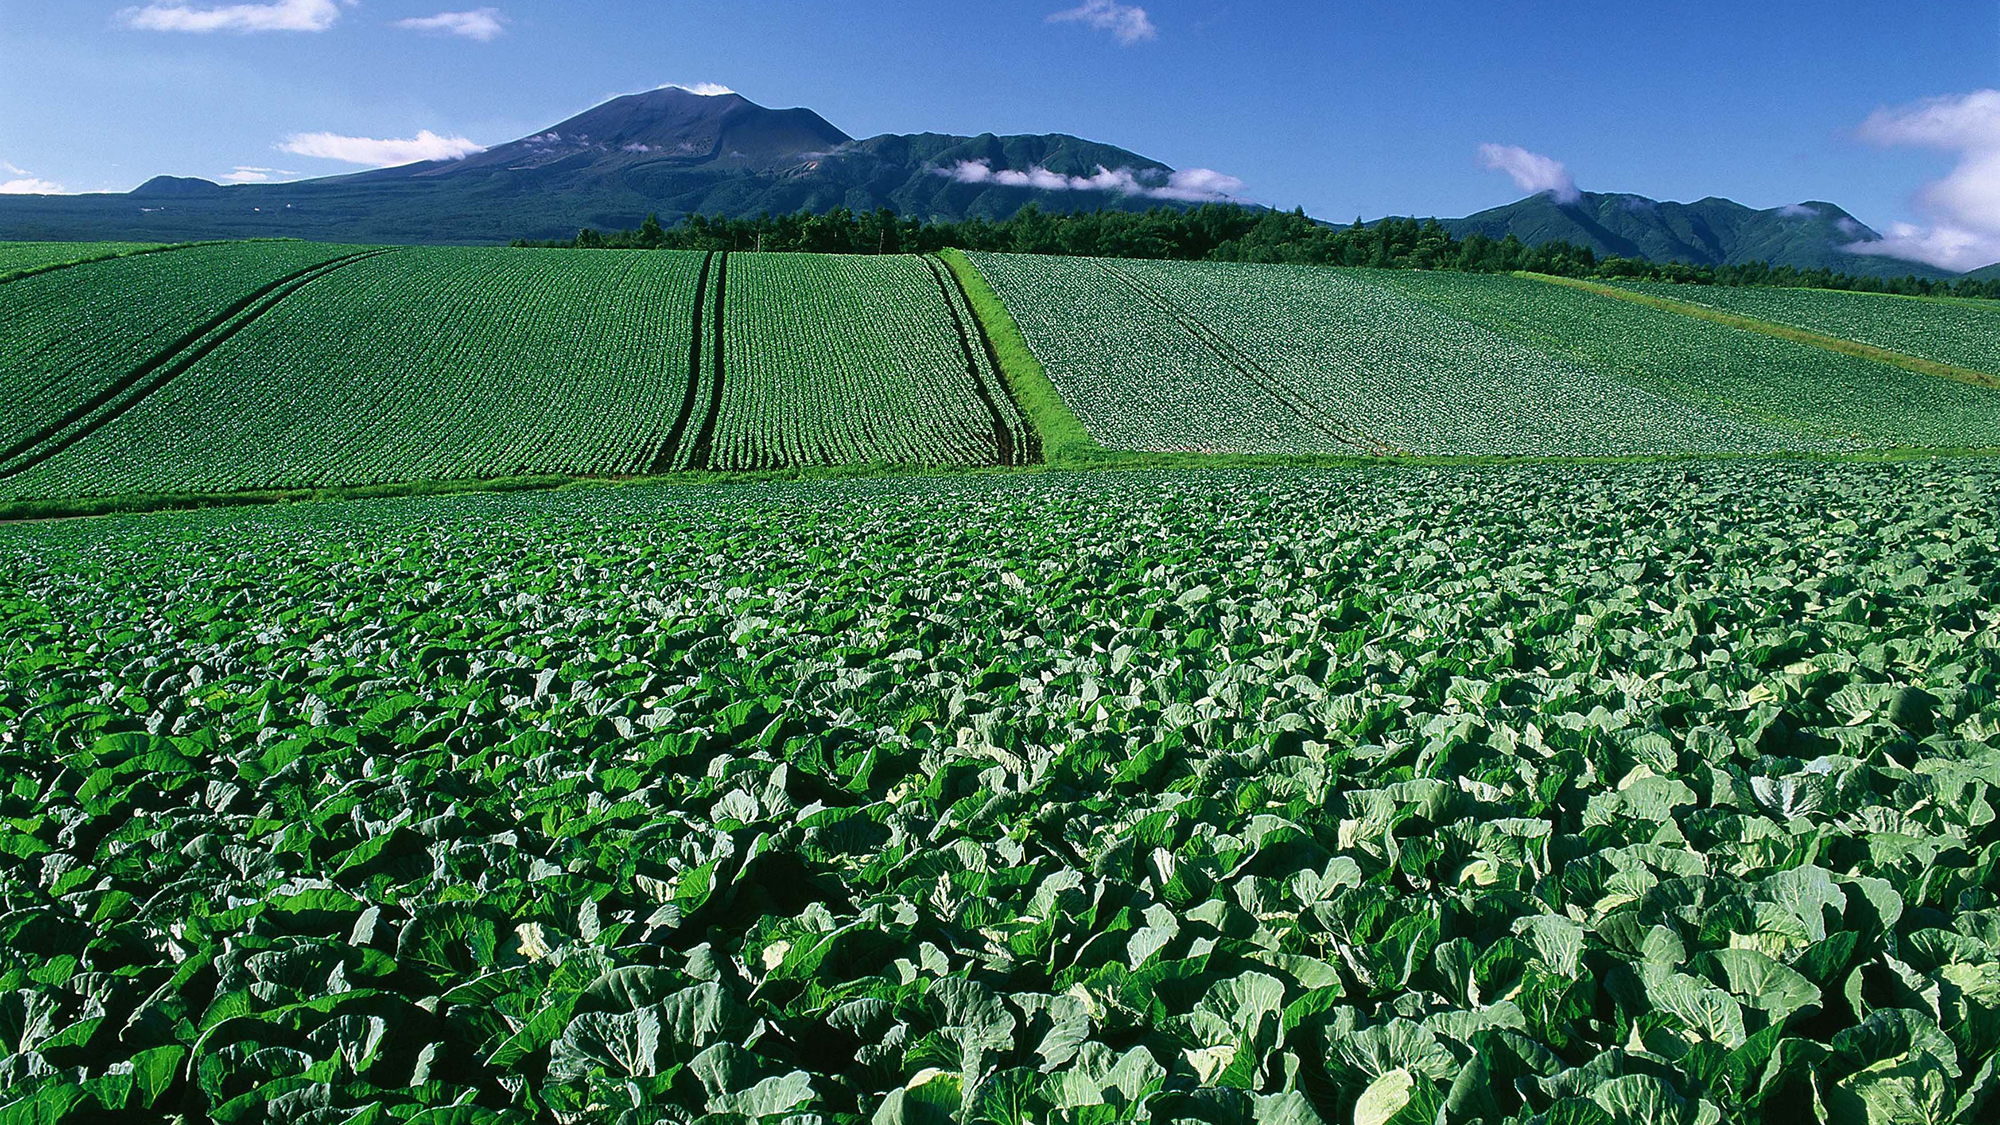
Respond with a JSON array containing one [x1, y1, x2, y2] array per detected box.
[[10, 240, 2000, 512], [0, 243, 1032, 502], [1609, 279, 2000, 376], [970, 254, 2000, 457], [0, 240, 161, 281]]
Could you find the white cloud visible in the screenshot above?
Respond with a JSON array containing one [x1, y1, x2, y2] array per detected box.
[[938, 159, 1243, 202], [0, 177, 66, 195], [1848, 90, 2000, 272], [121, 0, 347, 33], [279, 129, 484, 167], [219, 165, 299, 183], [659, 82, 736, 97], [1047, 0, 1156, 45], [1778, 203, 1821, 218], [1478, 144, 1579, 204], [395, 8, 506, 41]]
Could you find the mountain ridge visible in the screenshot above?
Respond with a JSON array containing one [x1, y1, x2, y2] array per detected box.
[[1432, 190, 1955, 280], [0, 89, 1966, 277]]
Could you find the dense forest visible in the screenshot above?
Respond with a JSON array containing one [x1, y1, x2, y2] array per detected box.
[[514, 205, 2000, 299]]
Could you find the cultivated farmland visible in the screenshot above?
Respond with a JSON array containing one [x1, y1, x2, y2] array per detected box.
[[2, 248, 707, 496], [1, 462, 1995, 1123], [710, 253, 1031, 470], [0, 240, 162, 281], [1610, 280, 2000, 378], [971, 253, 1948, 457], [0, 241, 372, 471], [1378, 271, 2000, 449]]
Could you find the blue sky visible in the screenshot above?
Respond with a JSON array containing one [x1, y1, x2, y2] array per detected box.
[[4, 1, 1999, 265]]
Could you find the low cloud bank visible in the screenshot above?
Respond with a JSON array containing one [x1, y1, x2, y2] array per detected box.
[[280, 130, 485, 167], [937, 159, 1244, 202], [1847, 89, 2000, 272]]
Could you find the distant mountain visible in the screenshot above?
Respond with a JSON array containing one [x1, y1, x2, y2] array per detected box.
[[1963, 263, 2000, 282], [0, 88, 1191, 245], [1436, 191, 1958, 280]]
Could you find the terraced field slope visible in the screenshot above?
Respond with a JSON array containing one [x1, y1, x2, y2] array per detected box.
[[971, 254, 2000, 455], [0, 244, 1032, 499], [1610, 279, 2000, 376], [2, 462, 1995, 1123], [711, 253, 1031, 469]]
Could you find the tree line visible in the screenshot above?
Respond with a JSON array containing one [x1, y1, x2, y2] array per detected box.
[[511, 205, 2000, 300]]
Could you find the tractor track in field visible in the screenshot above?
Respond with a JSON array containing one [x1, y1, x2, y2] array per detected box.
[[923, 254, 1020, 467], [1088, 258, 1398, 456], [0, 247, 399, 482], [687, 251, 729, 471], [648, 250, 714, 474]]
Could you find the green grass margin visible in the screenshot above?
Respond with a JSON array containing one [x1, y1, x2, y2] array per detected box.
[[937, 248, 1106, 463], [1526, 272, 2000, 391], [12, 447, 2000, 524]]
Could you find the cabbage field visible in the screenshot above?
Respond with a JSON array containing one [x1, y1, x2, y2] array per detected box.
[[0, 244, 1037, 501], [1608, 281, 2000, 379], [969, 253, 2000, 457], [1375, 272, 2000, 451], [711, 254, 1031, 470], [3, 461, 1997, 1124], [969, 255, 1797, 458], [0, 240, 164, 283]]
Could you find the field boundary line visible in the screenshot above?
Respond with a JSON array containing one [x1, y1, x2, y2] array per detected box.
[[0, 239, 255, 286], [649, 250, 714, 473], [1524, 272, 2000, 391], [687, 251, 728, 470], [0, 247, 399, 481], [938, 250, 1088, 463], [922, 254, 1018, 466], [1089, 258, 1397, 455]]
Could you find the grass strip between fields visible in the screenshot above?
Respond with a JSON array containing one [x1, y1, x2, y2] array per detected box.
[[12, 446, 2000, 523], [1524, 272, 2000, 391], [938, 249, 1106, 463]]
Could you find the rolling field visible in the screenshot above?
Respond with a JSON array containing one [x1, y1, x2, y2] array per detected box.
[[2, 462, 1996, 1122], [711, 253, 1031, 470], [1609, 279, 2000, 376], [0, 240, 164, 281], [0, 241, 375, 473], [972, 253, 2000, 456], [1377, 272, 2000, 449], [3, 248, 707, 495], [0, 244, 1035, 501]]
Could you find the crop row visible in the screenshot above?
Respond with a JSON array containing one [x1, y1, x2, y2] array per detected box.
[[0, 461, 1994, 1121], [710, 253, 1029, 470], [1611, 280, 2000, 378], [1378, 271, 2000, 450], [0, 240, 164, 283], [1103, 258, 1793, 456], [0, 241, 367, 458], [1, 249, 707, 498]]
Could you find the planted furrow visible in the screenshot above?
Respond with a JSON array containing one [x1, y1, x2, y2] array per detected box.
[[0, 248, 397, 479]]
